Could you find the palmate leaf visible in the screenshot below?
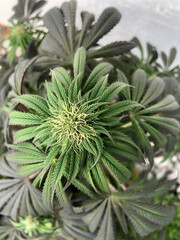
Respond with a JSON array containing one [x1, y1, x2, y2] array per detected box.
[[40, 33, 68, 59], [161, 48, 177, 69], [117, 68, 180, 165], [83, 180, 175, 238], [43, 7, 70, 56], [39, 0, 135, 69], [83, 199, 114, 240], [7, 141, 96, 206], [0, 157, 49, 221], [83, 200, 107, 232], [18, 145, 75, 209]]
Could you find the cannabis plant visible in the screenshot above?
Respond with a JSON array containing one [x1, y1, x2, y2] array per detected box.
[[5, 0, 46, 64], [38, 0, 136, 69], [0, 0, 180, 240]]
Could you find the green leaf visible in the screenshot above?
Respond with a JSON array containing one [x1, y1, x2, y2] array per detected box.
[[51, 72, 68, 103], [100, 100, 140, 117], [55, 181, 71, 210], [89, 75, 108, 100], [99, 82, 129, 102], [13, 57, 39, 95], [73, 47, 86, 84], [83, 7, 121, 49], [61, 0, 76, 52], [7, 151, 44, 165], [40, 33, 67, 58], [90, 159, 109, 194], [9, 111, 43, 126], [43, 7, 70, 55], [6, 142, 43, 157], [139, 95, 179, 114], [105, 141, 140, 162], [46, 84, 59, 111], [95, 200, 114, 240], [15, 94, 50, 116], [42, 165, 54, 209], [117, 70, 131, 100], [161, 52, 168, 67], [83, 200, 107, 232], [141, 115, 180, 136], [83, 63, 113, 92], [53, 154, 68, 188], [110, 131, 141, 153], [0, 158, 48, 220], [122, 206, 158, 236], [82, 139, 97, 156], [139, 120, 166, 146], [66, 151, 80, 186], [130, 115, 153, 167], [140, 77, 165, 106], [68, 77, 78, 101], [78, 11, 95, 47], [102, 151, 131, 183], [131, 37, 144, 59], [132, 69, 147, 102], [51, 67, 71, 88], [13, 126, 38, 143], [33, 145, 60, 187], [112, 204, 128, 234], [88, 41, 136, 58], [168, 47, 177, 67], [68, 176, 97, 199], [125, 201, 175, 225]]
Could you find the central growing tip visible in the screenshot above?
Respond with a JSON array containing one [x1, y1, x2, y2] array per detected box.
[[49, 103, 96, 146]]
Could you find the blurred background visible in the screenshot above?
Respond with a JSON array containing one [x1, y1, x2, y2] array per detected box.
[[1, 0, 180, 64]]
